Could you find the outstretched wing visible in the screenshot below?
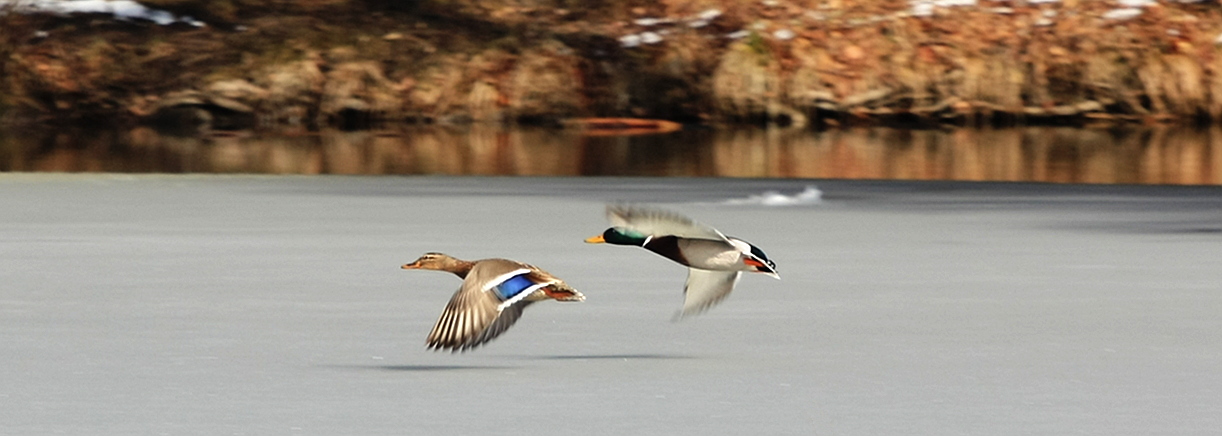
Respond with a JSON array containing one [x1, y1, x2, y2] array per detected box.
[[426, 282, 507, 351], [425, 260, 549, 352], [465, 301, 532, 349], [607, 204, 730, 242], [676, 269, 741, 319]]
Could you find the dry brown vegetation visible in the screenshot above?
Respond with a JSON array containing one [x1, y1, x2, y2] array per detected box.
[[2, 0, 1222, 129]]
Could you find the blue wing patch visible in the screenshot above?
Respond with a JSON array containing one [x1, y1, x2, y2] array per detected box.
[[492, 274, 538, 300]]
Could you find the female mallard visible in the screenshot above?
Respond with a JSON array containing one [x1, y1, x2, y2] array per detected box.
[[401, 253, 584, 352], [585, 204, 779, 319]]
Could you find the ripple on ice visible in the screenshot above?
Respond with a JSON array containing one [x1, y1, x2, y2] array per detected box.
[[721, 186, 823, 206]]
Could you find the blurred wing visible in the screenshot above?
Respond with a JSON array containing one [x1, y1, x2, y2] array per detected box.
[[676, 269, 741, 319], [607, 204, 729, 242]]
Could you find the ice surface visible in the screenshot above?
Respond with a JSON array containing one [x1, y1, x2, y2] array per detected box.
[[1, 175, 1220, 435]]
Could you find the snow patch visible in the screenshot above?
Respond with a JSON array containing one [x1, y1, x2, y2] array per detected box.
[[1102, 8, 1143, 20], [640, 31, 663, 44], [773, 29, 795, 40], [698, 9, 722, 21], [726, 30, 751, 39], [4, 0, 203, 26], [908, 0, 979, 16], [934, 0, 978, 7]]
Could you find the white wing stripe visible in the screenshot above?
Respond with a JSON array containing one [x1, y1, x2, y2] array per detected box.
[[497, 282, 551, 311]]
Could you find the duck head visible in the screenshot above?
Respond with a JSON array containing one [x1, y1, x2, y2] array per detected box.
[[584, 227, 650, 246], [402, 252, 474, 276]]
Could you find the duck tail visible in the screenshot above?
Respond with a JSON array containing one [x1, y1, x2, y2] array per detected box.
[[543, 282, 585, 302]]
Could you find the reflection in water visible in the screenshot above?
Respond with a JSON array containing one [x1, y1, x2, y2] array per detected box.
[[1, 125, 1220, 184]]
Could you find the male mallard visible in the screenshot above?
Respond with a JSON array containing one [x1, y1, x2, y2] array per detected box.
[[585, 204, 779, 319], [401, 252, 584, 352]]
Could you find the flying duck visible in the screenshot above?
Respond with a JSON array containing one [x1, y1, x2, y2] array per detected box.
[[585, 204, 779, 319], [401, 253, 584, 352]]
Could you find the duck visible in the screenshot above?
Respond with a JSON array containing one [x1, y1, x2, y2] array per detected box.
[[401, 252, 584, 352], [585, 204, 779, 319]]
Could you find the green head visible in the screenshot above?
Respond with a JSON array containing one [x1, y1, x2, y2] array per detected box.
[[584, 227, 650, 246]]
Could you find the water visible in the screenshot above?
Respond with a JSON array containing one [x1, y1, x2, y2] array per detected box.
[[3, 125, 1221, 184]]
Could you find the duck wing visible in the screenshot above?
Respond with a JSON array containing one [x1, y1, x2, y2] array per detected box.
[[608, 204, 731, 243], [426, 259, 549, 351], [676, 269, 742, 319], [465, 302, 530, 349]]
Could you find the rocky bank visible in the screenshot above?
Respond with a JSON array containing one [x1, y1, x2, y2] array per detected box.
[[2, 0, 1222, 131]]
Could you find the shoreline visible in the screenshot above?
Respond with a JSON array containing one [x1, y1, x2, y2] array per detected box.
[[2, 1, 1222, 130], [3, 124, 1221, 185]]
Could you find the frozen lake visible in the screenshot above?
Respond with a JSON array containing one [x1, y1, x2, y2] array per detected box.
[[2, 174, 1220, 435]]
